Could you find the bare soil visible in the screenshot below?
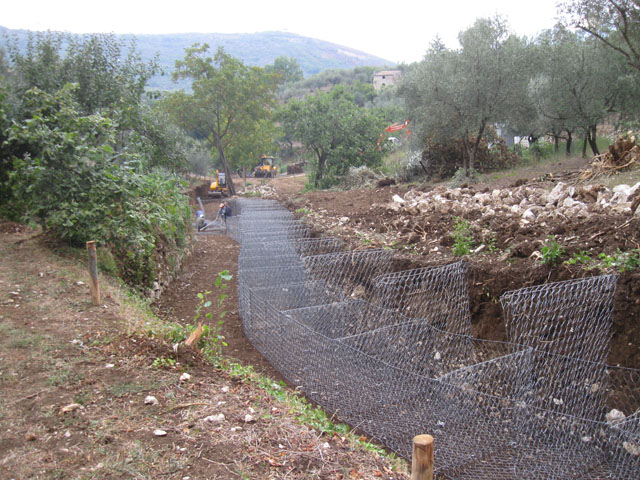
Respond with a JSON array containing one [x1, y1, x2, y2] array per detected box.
[[260, 161, 640, 369], [0, 224, 408, 479], [2, 156, 638, 479]]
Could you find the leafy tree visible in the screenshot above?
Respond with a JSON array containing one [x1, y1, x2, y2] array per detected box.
[[165, 44, 279, 195], [277, 86, 386, 188], [401, 18, 531, 176], [265, 56, 304, 84], [6, 32, 158, 118], [562, 0, 640, 71], [6, 31, 65, 102], [61, 34, 158, 115], [4, 85, 190, 288], [0, 46, 9, 81], [531, 26, 628, 156], [0, 86, 10, 208], [226, 119, 279, 182]]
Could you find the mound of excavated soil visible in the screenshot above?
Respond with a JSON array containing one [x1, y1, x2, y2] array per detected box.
[[254, 164, 640, 370]]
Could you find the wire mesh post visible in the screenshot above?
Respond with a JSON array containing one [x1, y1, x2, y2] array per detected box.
[[86, 241, 100, 305], [411, 434, 434, 480]]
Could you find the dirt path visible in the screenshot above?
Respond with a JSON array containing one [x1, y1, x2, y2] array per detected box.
[[153, 232, 285, 380], [0, 222, 409, 479]]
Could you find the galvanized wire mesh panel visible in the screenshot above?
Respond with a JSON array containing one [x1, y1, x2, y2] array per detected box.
[[292, 237, 344, 256], [302, 249, 394, 299], [501, 275, 618, 362], [238, 253, 303, 270], [251, 281, 335, 312], [231, 199, 640, 479], [371, 261, 472, 336], [240, 226, 311, 244]]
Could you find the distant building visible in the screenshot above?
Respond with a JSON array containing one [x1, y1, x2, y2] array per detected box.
[[373, 70, 402, 90]]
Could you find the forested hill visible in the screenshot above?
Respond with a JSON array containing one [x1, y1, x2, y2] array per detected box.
[[0, 27, 393, 90]]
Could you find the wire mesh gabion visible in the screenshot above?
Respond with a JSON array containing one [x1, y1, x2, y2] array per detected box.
[[232, 198, 639, 479]]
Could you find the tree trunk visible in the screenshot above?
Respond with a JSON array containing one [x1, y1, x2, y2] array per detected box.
[[553, 135, 560, 152], [468, 123, 486, 176], [461, 136, 470, 176], [582, 132, 588, 158], [587, 125, 600, 156], [565, 130, 572, 156], [315, 151, 327, 187], [216, 146, 236, 196], [242, 166, 247, 192]]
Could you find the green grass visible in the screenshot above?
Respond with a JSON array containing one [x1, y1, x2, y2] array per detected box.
[[46, 368, 84, 386], [0, 323, 47, 349]]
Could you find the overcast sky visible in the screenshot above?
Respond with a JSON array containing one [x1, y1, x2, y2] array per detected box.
[[2, 0, 564, 64]]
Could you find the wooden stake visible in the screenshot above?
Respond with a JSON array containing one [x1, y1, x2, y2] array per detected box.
[[411, 434, 434, 480], [86, 241, 100, 305], [185, 323, 204, 348]]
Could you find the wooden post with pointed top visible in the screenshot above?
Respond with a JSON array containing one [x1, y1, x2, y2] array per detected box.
[[411, 434, 434, 480], [86, 241, 100, 305]]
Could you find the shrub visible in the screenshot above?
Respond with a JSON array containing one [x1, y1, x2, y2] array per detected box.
[[5, 85, 191, 290], [451, 217, 474, 256], [541, 236, 565, 265]]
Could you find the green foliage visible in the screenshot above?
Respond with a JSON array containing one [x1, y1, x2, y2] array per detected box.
[[277, 86, 386, 189], [451, 217, 474, 256], [530, 25, 629, 156], [6, 31, 158, 117], [160, 45, 279, 194], [564, 248, 640, 272], [541, 235, 566, 265], [484, 231, 499, 253], [200, 270, 232, 360], [517, 141, 556, 163], [401, 18, 531, 177], [152, 356, 177, 369], [145, 271, 232, 361], [565, 250, 595, 266], [562, 0, 640, 72], [0, 86, 10, 208], [598, 249, 640, 272], [4, 85, 191, 289], [264, 56, 304, 84]]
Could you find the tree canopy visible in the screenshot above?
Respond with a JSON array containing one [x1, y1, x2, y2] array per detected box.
[[0, 31, 191, 290], [277, 86, 386, 188], [161, 44, 279, 195], [563, 0, 640, 71], [400, 18, 531, 176]]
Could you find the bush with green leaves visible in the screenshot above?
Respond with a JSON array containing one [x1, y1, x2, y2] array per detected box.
[[5, 85, 191, 290], [145, 270, 232, 360], [451, 217, 474, 256], [541, 236, 565, 265]]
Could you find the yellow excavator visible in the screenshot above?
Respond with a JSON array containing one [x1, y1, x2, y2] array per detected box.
[[208, 170, 228, 198], [253, 155, 278, 178]]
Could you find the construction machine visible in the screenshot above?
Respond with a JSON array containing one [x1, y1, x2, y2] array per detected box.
[[208, 170, 228, 198], [253, 155, 278, 178]]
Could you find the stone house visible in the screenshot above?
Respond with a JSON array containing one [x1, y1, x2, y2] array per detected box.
[[373, 70, 402, 90]]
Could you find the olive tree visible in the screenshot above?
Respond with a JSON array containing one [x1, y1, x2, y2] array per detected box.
[[401, 18, 531, 176], [562, 0, 640, 71], [531, 25, 629, 155]]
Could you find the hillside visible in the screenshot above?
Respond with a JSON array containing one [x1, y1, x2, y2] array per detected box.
[[0, 27, 394, 90], [0, 222, 408, 479]]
